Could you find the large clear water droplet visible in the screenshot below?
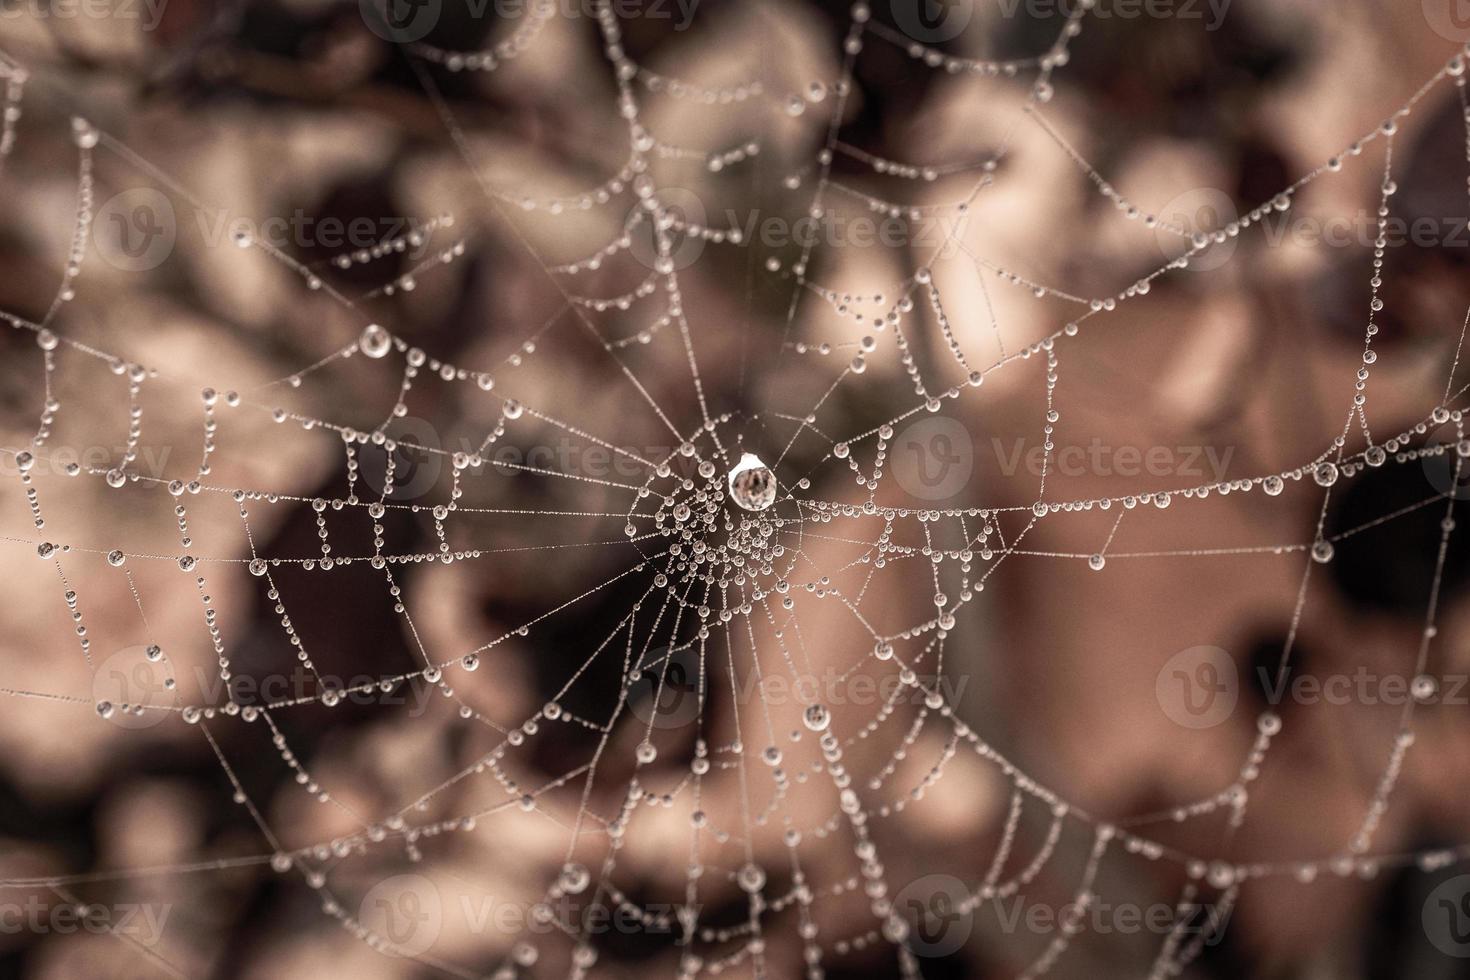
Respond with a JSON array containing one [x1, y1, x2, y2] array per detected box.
[[359, 324, 392, 358], [728, 453, 776, 512]]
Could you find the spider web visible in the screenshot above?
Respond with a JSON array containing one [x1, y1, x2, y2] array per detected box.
[[3, 2, 1470, 978]]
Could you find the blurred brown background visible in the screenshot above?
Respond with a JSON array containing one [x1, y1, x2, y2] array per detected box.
[[3, 0, 1470, 977]]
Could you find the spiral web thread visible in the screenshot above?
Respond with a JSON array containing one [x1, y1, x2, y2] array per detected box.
[[3, 2, 1470, 978]]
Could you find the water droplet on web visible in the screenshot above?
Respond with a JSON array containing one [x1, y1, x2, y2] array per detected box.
[[359, 324, 391, 358], [1312, 462, 1339, 487], [728, 453, 776, 511], [70, 117, 98, 148], [560, 862, 590, 894]]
